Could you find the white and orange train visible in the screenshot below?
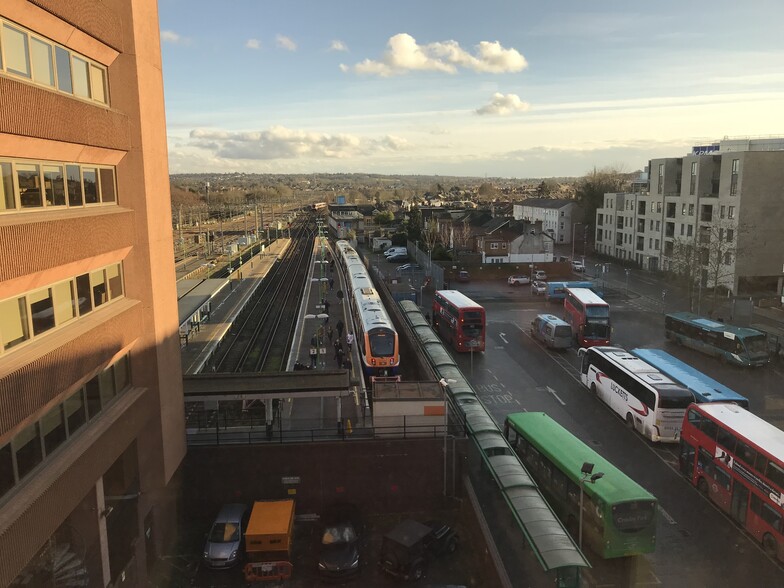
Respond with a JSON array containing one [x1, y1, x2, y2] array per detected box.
[[335, 240, 399, 380]]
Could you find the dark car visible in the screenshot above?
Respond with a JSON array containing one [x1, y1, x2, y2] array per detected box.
[[318, 504, 363, 581], [379, 519, 458, 581], [456, 270, 470, 283]]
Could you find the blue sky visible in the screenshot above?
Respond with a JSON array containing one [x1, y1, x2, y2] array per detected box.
[[159, 0, 784, 178]]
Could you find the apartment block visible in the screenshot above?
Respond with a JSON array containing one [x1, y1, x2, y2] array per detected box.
[[0, 1, 185, 586], [513, 198, 584, 244], [595, 140, 784, 296]]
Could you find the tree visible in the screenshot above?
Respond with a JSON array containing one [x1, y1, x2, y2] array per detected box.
[[421, 217, 440, 252], [575, 168, 629, 230], [373, 210, 394, 226], [667, 220, 748, 314], [404, 207, 422, 242]]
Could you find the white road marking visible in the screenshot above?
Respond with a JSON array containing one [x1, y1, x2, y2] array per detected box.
[[546, 386, 566, 406], [499, 332, 508, 344], [659, 507, 677, 525]]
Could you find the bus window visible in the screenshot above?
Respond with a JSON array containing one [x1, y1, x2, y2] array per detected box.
[[717, 427, 737, 454], [745, 335, 768, 354], [700, 417, 719, 440], [712, 465, 731, 491], [736, 440, 758, 468], [688, 409, 702, 428], [766, 462, 784, 490]]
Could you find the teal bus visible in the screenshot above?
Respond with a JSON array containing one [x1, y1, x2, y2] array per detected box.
[[503, 412, 658, 558], [664, 312, 769, 367], [544, 281, 599, 302]]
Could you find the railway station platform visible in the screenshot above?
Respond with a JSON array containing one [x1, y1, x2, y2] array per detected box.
[[179, 239, 291, 374]]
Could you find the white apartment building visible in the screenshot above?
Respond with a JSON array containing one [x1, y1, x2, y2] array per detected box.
[[513, 199, 583, 244], [595, 138, 784, 296]]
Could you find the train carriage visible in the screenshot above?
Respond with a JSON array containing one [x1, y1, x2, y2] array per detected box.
[[336, 241, 400, 379]]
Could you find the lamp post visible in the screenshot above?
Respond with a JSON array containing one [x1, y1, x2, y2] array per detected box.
[[439, 378, 456, 497], [625, 268, 631, 299], [579, 462, 604, 550]]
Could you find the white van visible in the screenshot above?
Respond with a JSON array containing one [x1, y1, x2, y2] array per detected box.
[[531, 314, 572, 349], [384, 246, 407, 258]]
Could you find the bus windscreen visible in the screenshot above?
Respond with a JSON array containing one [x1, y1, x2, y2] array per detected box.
[[655, 385, 694, 409], [744, 334, 768, 354], [586, 306, 609, 318]]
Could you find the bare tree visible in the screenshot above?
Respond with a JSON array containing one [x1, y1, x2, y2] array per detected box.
[[452, 220, 473, 251], [667, 219, 748, 314], [421, 217, 440, 252]]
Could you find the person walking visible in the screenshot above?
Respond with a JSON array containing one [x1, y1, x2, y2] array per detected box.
[[329, 277, 335, 291], [336, 319, 345, 339], [337, 290, 344, 305], [327, 325, 334, 343], [309, 344, 317, 368], [323, 299, 330, 315], [330, 260, 335, 273], [336, 346, 345, 368], [346, 331, 354, 352]]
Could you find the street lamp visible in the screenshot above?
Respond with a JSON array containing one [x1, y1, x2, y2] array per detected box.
[[624, 268, 631, 298], [579, 462, 604, 550], [438, 378, 457, 497]]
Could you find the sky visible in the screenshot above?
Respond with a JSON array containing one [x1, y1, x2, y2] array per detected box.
[[158, 0, 784, 178]]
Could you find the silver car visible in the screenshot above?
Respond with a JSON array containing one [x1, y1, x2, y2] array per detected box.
[[531, 280, 547, 295], [203, 503, 248, 569]]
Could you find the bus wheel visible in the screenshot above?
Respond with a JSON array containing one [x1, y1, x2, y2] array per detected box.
[[697, 477, 709, 496], [763, 533, 778, 558], [625, 413, 635, 430], [590, 383, 598, 396]]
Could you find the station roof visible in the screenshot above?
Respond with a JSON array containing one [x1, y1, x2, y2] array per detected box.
[[183, 370, 353, 400], [177, 278, 229, 327], [373, 381, 443, 401]]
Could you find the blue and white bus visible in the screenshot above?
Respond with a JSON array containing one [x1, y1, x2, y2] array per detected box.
[[664, 312, 769, 367], [544, 281, 599, 302], [631, 348, 749, 409]]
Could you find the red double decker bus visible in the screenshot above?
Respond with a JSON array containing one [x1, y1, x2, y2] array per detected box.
[[564, 287, 610, 347], [432, 290, 485, 353], [680, 402, 784, 560]]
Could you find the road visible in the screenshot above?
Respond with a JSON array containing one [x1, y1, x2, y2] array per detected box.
[[450, 281, 784, 587]]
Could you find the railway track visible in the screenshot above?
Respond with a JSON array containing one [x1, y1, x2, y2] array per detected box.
[[211, 218, 313, 373]]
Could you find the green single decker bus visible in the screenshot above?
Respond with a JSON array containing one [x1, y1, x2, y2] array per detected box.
[[504, 412, 658, 558]]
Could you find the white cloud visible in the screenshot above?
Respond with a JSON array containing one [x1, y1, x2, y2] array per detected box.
[[476, 93, 531, 116], [329, 40, 348, 52], [245, 38, 261, 50], [160, 30, 184, 44], [342, 33, 527, 77], [188, 125, 409, 160], [276, 35, 297, 51]]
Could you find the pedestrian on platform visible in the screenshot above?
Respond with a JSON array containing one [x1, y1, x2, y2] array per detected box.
[[336, 346, 345, 368], [336, 319, 345, 339], [337, 290, 344, 305], [333, 338, 342, 358], [346, 331, 354, 352], [329, 277, 335, 291], [323, 299, 331, 315], [327, 325, 334, 343], [309, 347, 317, 368], [343, 355, 352, 370]]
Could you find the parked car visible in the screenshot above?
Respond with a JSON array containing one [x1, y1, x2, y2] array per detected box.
[[318, 503, 364, 581], [534, 270, 548, 281], [571, 260, 585, 272], [456, 270, 471, 283], [396, 263, 422, 274], [387, 253, 409, 262], [379, 519, 458, 581], [384, 247, 407, 258], [507, 275, 531, 286], [203, 503, 248, 569], [531, 280, 547, 295]]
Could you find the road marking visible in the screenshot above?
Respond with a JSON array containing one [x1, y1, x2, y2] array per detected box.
[[546, 386, 566, 406], [499, 332, 508, 344], [659, 507, 677, 525]]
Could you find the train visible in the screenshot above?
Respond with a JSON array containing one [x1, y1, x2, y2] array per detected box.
[[311, 202, 328, 211], [335, 240, 399, 379]]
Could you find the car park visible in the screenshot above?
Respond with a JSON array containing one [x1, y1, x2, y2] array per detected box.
[[379, 519, 458, 581], [534, 270, 548, 281], [507, 275, 531, 286], [318, 503, 364, 581], [456, 270, 470, 283], [531, 280, 547, 295], [203, 503, 248, 569], [571, 260, 585, 272]]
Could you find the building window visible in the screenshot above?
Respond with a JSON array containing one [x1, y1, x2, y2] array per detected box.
[[690, 162, 697, 195], [688, 204, 694, 216], [655, 239, 660, 249], [649, 238, 653, 248], [681, 204, 687, 216], [724, 252, 732, 265], [0, 158, 117, 214], [726, 229, 734, 242], [0, 263, 124, 355], [656, 220, 661, 231], [0, 17, 109, 104], [490, 243, 499, 250], [680, 224, 685, 236], [0, 355, 131, 501], [720, 205, 726, 219], [687, 225, 693, 237], [650, 202, 656, 213], [700, 205, 713, 222], [728, 206, 735, 219], [730, 159, 739, 196], [657, 202, 662, 213]]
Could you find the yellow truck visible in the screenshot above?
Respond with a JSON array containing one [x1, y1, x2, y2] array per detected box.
[[243, 499, 295, 582]]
